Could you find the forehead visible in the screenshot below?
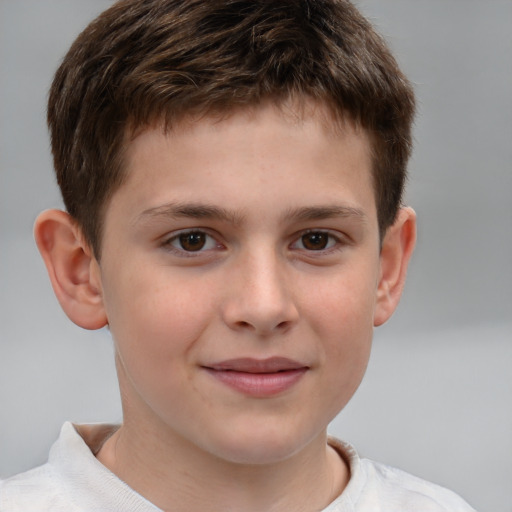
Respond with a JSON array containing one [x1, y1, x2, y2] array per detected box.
[[111, 100, 377, 227]]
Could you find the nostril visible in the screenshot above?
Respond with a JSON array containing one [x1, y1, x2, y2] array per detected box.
[[235, 320, 254, 330], [233, 320, 290, 333]]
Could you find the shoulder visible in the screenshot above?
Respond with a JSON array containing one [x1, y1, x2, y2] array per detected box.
[[0, 423, 86, 511], [0, 463, 79, 512], [0, 423, 87, 512], [359, 458, 476, 511], [0, 422, 159, 512], [327, 437, 477, 512]]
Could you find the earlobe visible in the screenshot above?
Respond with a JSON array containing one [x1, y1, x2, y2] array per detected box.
[[34, 209, 108, 330], [373, 207, 416, 327]]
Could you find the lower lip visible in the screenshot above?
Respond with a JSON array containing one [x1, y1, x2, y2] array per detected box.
[[205, 368, 307, 397]]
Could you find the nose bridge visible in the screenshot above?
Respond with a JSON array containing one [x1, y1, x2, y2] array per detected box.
[[222, 243, 298, 334]]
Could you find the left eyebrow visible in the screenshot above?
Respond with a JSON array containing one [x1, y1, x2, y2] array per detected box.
[[282, 205, 368, 223]]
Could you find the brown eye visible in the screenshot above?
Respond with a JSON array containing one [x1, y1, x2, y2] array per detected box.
[[178, 231, 207, 251], [164, 230, 221, 256], [300, 232, 330, 250]]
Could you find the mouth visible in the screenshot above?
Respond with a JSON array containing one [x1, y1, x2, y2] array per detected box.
[[202, 357, 309, 397]]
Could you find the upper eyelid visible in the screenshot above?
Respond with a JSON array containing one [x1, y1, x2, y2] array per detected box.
[[292, 228, 347, 242], [163, 227, 217, 241]]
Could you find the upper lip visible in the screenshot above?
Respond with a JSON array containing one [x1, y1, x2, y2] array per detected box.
[[204, 357, 308, 374]]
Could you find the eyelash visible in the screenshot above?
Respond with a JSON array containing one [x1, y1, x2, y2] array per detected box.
[[161, 229, 348, 257], [290, 230, 344, 253], [162, 229, 223, 257]]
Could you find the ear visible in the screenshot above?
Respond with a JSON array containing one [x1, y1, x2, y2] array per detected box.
[[374, 207, 416, 327], [34, 209, 107, 330]]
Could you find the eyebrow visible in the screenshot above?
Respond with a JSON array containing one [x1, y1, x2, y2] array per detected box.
[[136, 202, 367, 225], [283, 205, 367, 223], [137, 202, 245, 225]]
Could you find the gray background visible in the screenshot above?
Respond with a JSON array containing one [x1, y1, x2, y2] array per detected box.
[[1, 1, 511, 511]]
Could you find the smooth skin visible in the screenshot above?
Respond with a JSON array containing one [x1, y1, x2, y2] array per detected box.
[[35, 100, 416, 512]]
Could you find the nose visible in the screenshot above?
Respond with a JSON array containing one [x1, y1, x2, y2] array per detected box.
[[221, 249, 299, 336]]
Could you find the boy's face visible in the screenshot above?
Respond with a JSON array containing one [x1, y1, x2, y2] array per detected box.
[[94, 101, 384, 464]]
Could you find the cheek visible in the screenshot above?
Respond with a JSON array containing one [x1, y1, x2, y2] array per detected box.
[[317, 287, 373, 376], [305, 265, 378, 338], [105, 272, 219, 412], [104, 268, 217, 364], [314, 289, 373, 418], [302, 268, 376, 394]]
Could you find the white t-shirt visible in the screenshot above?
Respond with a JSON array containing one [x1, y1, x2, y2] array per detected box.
[[0, 422, 476, 511]]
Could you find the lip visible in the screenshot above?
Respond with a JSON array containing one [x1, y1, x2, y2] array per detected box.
[[203, 357, 309, 397]]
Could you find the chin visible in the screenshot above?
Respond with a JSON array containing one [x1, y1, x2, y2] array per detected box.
[[202, 425, 320, 466]]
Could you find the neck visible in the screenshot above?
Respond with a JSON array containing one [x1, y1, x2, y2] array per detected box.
[[96, 418, 349, 512]]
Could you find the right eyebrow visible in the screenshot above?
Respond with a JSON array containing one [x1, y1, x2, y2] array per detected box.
[[135, 201, 246, 225]]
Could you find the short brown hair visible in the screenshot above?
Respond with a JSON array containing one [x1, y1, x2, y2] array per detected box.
[[48, 0, 415, 258]]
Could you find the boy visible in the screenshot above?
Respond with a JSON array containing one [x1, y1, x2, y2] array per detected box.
[[0, 0, 476, 510]]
